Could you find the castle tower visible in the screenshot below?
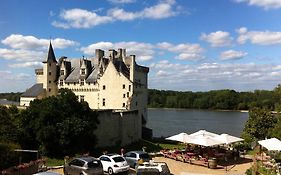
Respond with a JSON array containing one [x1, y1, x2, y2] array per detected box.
[[42, 42, 58, 97]]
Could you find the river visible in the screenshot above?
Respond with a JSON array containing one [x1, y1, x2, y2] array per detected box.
[[146, 108, 249, 138]]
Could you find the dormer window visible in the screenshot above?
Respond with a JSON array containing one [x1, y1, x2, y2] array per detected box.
[[60, 70, 64, 75], [81, 68, 86, 75]]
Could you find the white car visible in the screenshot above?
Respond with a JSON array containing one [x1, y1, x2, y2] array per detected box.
[[99, 154, 130, 174]]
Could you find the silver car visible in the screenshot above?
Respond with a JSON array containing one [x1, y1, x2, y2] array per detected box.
[[123, 151, 150, 168], [63, 156, 104, 175]]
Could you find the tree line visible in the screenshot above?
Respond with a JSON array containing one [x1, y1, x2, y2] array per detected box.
[[148, 88, 281, 110], [0, 89, 99, 169]]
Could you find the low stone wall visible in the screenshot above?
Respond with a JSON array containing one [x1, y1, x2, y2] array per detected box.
[[95, 110, 141, 147], [2, 162, 39, 175]]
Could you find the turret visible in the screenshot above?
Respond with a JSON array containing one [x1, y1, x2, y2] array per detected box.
[[42, 42, 58, 96]]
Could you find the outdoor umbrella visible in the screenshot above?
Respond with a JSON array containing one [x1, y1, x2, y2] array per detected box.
[[214, 133, 244, 145], [185, 134, 225, 147], [165, 132, 191, 143], [258, 138, 281, 151], [189, 130, 220, 138]]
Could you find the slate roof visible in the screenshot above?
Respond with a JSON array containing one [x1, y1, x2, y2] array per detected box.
[[0, 99, 19, 106], [43, 43, 57, 63], [21, 83, 44, 97]]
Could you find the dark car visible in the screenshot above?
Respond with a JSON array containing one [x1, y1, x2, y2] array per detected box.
[[63, 156, 103, 175], [123, 151, 150, 168]]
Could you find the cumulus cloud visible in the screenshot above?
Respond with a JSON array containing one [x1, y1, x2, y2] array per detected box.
[[9, 62, 43, 68], [200, 31, 233, 47], [52, 9, 113, 29], [52, 0, 179, 28], [81, 41, 154, 61], [237, 27, 281, 45], [157, 42, 204, 61], [2, 34, 78, 50], [0, 48, 45, 62], [234, 0, 281, 10], [149, 61, 281, 91], [82, 41, 204, 61], [220, 50, 248, 60]]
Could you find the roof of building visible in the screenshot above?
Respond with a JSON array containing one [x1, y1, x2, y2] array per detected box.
[[43, 42, 57, 63], [21, 83, 44, 97], [0, 99, 20, 106]]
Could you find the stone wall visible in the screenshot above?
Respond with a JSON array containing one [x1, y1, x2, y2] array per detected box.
[[95, 110, 141, 148]]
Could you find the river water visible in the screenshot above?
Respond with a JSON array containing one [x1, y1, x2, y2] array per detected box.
[[146, 108, 249, 138]]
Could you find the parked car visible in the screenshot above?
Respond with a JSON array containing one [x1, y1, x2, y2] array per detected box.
[[123, 151, 150, 168], [99, 154, 130, 175], [63, 156, 103, 175], [136, 162, 170, 175]]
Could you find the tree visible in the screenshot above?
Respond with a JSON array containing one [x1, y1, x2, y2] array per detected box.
[[242, 108, 277, 143], [19, 89, 99, 157]]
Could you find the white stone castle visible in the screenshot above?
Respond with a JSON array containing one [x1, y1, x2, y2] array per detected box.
[[20, 43, 150, 146]]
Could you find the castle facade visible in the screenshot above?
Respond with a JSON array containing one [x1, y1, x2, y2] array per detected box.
[[20, 43, 149, 146]]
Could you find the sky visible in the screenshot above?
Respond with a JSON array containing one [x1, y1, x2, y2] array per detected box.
[[1, 0, 281, 92]]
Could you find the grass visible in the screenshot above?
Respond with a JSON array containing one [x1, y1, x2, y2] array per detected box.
[[45, 158, 65, 166]]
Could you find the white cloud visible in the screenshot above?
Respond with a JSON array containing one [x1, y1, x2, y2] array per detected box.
[[0, 48, 45, 62], [220, 50, 248, 60], [200, 31, 233, 47], [9, 62, 43, 68], [107, 8, 139, 21], [52, 9, 113, 29], [234, 0, 281, 9], [82, 41, 204, 61], [237, 27, 281, 45], [2, 34, 78, 50], [107, 0, 136, 4], [52, 0, 179, 28], [81, 41, 154, 61], [149, 61, 281, 91], [157, 42, 204, 61]]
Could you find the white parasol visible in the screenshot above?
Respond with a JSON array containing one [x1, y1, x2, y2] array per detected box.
[[214, 133, 244, 145], [165, 132, 191, 143], [258, 138, 281, 151]]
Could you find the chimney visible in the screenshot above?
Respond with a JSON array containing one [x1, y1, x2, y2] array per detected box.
[[95, 49, 104, 62], [109, 49, 117, 60]]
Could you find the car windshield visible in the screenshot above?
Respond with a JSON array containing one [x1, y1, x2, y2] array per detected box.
[[140, 154, 149, 159], [113, 156, 125, 162], [87, 160, 102, 168]]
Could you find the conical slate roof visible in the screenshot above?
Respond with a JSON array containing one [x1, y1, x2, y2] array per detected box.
[[45, 42, 57, 63]]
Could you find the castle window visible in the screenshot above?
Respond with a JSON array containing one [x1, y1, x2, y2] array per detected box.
[[49, 88, 51, 92], [60, 80, 63, 86], [123, 103, 125, 107], [49, 63, 51, 66], [49, 72, 51, 76], [81, 68, 86, 75], [74, 82, 76, 85], [127, 92, 129, 97], [80, 95, 84, 102], [80, 80, 84, 86], [103, 85, 106, 90], [60, 70, 64, 75], [88, 82, 91, 85], [129, 85, 131, 91], [49, 80, 51, 83], [136, 102, 138, 106], [103, 98, 105, 106], [123, 94, 126, 98], [123, 84, 125, 89]]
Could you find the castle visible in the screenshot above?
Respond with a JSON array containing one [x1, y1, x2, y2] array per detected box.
[[20, 43, 149, 147]]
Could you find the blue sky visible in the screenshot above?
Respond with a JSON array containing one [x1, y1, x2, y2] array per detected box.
[[1, 0, 281, 92]]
